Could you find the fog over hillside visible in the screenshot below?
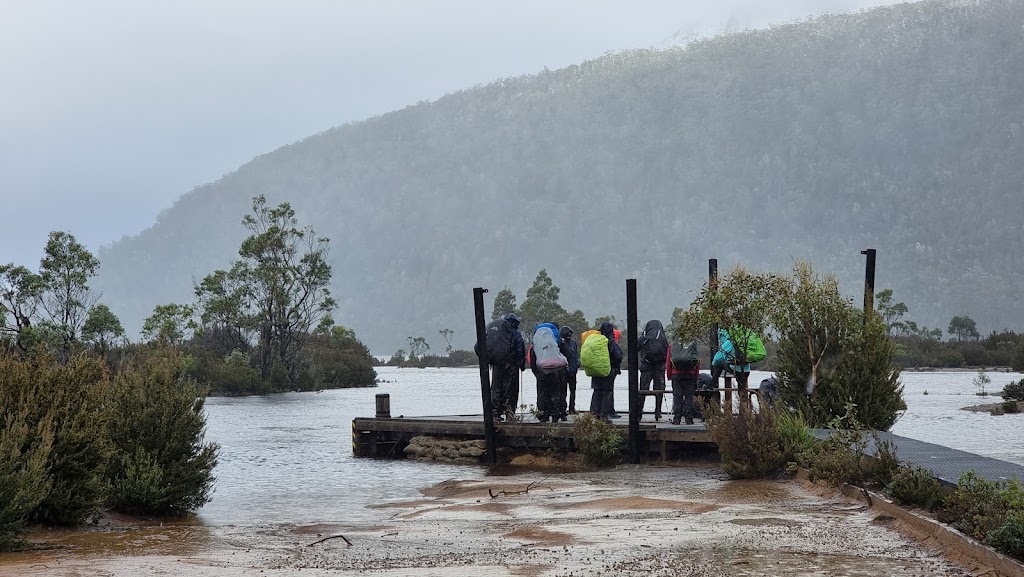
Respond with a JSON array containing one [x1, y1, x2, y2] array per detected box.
[[93, 0, 1024, 353], [1, 0, 891, 267]]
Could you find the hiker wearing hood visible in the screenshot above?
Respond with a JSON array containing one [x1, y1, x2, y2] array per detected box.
[[637, 320, 669, 421], [589, 322, 623, 422], [490, 313, 526, 420], [711, 327, 751, 401], [559, 326, 579, 416]]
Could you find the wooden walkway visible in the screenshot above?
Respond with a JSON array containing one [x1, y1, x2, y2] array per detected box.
[[352, 412, 1024, 484]]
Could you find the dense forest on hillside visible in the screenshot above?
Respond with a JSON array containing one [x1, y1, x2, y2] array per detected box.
[[95, 0, 1024, 353]]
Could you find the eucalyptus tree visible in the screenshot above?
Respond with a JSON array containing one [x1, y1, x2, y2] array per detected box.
[[0, 264, 45, 351], [221, 196, 335, 383], [141, 303, 196, 347], [81, 304, 125, 359], [38, 232, 100, 356], [676, 265, 788, 365]]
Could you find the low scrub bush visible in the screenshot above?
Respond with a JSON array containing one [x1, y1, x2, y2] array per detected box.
[[105, 351, 219, 515], [30, 354, 112, 526], [988, 511, 1024, 560], [801, 428, 867, 486], [0, 356, 54, 551], [571, 414, 623, 468], [885, 465, 943, 510], [705, 406, 784, 479], [1002, 380, 1024, 402], [940, 471, 1013, 541], [1002, 401, 1020, 414], [774, 409, 815, 465]]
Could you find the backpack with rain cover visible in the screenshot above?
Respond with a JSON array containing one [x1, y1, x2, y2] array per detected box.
[[580, 329, 599, 346], [639, 320, 668, 365], [670, 338, 700, 370], [533, 324, 567, 374], [580, 333, 611, 377], [477, 318, 514, 366], [741, 331, 767, 363]]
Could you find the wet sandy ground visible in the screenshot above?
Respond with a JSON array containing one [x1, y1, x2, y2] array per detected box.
[[1, 464, 972, 577]]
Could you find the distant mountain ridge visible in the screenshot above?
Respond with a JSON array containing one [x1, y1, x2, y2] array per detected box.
[[95, 0, 1024, 353]]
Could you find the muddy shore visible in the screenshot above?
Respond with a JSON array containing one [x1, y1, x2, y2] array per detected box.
[[0, 463, 977, 577]]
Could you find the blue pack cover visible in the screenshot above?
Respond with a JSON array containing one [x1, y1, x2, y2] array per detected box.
[[533, 322, 560, 342]]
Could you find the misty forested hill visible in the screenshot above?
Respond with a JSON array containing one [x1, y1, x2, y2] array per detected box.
[[96, 0, 1024, 353]]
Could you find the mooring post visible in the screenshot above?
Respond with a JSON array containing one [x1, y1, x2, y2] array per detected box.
[[626, 278, 640, 464], [473, 287, 497, 466], [709, 259, 720, 402], [861, 249, 876, 324], [375, 393, 391, 418]]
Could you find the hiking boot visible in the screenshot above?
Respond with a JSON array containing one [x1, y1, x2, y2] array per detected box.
[[560, 415, 568, 422], [685, 417, 694, 425]]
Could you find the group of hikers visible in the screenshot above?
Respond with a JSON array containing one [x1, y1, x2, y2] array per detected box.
[[479, 314, 771, 425]]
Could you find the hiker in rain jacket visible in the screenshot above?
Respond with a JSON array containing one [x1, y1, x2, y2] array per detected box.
[[559, 326, 579, 416], [491, 314, 526, 421], [589, 322, 623, 422], [638, 319, 669, 421], [711, 327, 751, 400], [666, 342, 701, 425]]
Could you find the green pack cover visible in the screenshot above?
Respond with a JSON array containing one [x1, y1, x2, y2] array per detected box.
[[580, 333, 611, 377], [744, 333, 767, 363]]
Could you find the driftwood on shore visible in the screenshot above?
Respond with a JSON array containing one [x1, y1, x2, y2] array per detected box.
[[307, 534, 353, 547], [489, 478, 552, 499]]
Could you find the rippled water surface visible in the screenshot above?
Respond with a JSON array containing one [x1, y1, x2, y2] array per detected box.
[[199, 366, 1023, 526]]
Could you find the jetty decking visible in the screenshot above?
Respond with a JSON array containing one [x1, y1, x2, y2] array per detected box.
[[352, 412, 1024, 484], [352, 412, 709, 460]]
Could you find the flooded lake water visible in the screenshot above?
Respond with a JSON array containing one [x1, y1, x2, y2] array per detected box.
[[6, 366, 1016, 576], [199, 366, 1024, 526]]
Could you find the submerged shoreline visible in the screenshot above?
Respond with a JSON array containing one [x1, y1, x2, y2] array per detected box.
[[2, 465, 976, 577]]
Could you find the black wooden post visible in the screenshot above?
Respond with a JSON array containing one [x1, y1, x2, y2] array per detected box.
[[861, 249, 876, 324], [626, 279, 640, 464], [709, 259, 719, 388], [473, 287, 497, 466]]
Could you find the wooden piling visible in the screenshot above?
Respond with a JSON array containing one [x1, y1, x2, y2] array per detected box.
[[375, 394, 391, 418], [709, 258, 719, 391], [473, 287, 498, 466], [626, 279, 640, 464], [861, 249, 876, 323]]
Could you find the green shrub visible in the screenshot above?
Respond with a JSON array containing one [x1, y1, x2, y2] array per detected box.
[[705, 406, 784, 479], [988, 511, 1024, 560], [1002, 400, 1020, 414], [941, 471, 1011, 541], [571, 414, 624, 467], [198, 350, 267, 396], [297, 332, 377, 391], [870, 436, 901, 487], [775, 409, 816, 464], [1002, 380, 1024, 402], [30, 354, 112, 526], [801, 429, 867, 486], [885, 465, 943, 510], [0, 355, 54, 550], [777, 314, 904, 431], [105, 350, 219, 515]]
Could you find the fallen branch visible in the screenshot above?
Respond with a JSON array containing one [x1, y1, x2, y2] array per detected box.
[[488, 476, 554, 499], [307, 534, 352, 547]]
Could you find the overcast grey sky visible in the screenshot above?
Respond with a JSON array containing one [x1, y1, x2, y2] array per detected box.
[[0, 0, 895, 266]]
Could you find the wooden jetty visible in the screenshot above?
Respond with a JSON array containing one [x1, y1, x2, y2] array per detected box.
[[353, 411, 711, 461], [351, 409, 1024, 485]]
